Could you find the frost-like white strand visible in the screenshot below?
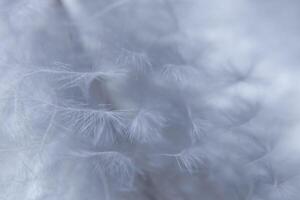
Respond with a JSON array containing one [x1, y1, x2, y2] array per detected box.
[[127, 110, 166, 143], [160, 147, 206, 173], [22, 67, 126, 89], [161, 64, 199, 85], [116, 49, 152, 72], [55, 104, 129, 145]]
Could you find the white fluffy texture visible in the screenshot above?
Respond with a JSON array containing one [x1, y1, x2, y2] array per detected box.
[[0, 0, 300, 200]]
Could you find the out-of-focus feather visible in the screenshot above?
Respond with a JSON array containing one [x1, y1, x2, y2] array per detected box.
[[70, 150, 136, 188]]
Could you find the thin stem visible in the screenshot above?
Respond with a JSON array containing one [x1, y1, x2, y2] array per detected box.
[[38, 109, 57, 155], [99, 170, 110, 200]]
